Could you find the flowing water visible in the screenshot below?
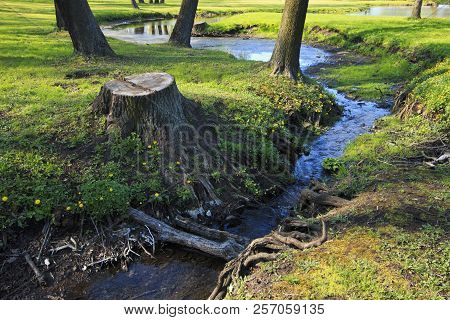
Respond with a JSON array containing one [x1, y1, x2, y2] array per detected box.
[[70, 20, 390, 299]]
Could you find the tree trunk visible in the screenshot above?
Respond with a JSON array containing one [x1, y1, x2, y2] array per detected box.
[[54, 0, 115, 57], [269, 0, 309, 81], [129, 208, 245, 260], [131, 0, 140, 9], [412, 0, 423, 18], [54, 0, 66, 31], [169, 0, 199, 47], [138, 0, 145, 3]]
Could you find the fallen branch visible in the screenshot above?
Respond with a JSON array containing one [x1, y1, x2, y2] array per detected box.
[[24, 253, 46, 286], [129, 208, 245, 261], [173, 215, 249, 246]]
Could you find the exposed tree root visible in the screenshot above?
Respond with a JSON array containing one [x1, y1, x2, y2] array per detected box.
[[208, 220, 327, 300]]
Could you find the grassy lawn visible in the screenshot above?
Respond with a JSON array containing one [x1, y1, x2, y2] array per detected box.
[[0, 0, 448, 300], [1, 0, 340, 230]]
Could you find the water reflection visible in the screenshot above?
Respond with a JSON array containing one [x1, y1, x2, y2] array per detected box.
[[103, 17, 222, 43], [352, 5, 450, 18]]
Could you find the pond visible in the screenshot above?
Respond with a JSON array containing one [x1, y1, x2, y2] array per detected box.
[[71, 20, 389, 300], [351, 5, 450, 18]]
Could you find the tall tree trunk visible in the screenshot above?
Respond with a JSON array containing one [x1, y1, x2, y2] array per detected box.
[[169, 0, 199, 48], [412, 0, 423, 18], [54, 0, 115, 57], [54, 0, 66, 31], [131, 0, 140, 9], [269, 0, 309, 81]]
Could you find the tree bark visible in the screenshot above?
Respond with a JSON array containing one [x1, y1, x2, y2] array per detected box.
[[412, 0, 423, 18], [131, 0, 140, 9], [54, 0, 66, 31], [54, 0, 115, 57], [129, 208, 245, 260], [269, 0, 309, 81], [169, 0, 199, 47]]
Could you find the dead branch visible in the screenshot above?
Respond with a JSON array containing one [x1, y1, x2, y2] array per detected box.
[[129, 208, 245, 261]]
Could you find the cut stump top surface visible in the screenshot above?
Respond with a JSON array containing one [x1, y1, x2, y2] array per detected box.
[[106, 72, 175, 96]]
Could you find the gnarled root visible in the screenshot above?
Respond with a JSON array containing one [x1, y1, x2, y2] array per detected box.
[[208, 220, 327, 300]]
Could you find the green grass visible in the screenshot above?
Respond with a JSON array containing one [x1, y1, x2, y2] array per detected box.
[[0, 0, 339, 230], [206, 12, 450, 59], [319, 56, 415, 102], [235, 225, 449, 299]]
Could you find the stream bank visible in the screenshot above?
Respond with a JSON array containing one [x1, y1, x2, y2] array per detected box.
[[60, 23, 390, 300]]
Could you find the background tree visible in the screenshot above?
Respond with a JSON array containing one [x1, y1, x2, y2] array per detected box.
[[55, 0, 115, 57], [412, 0, 423, 18], [169, 0, 199, 47], [54, 0, 66, 31], [269, 0, 309, 81], [131, 0, 140, 9]]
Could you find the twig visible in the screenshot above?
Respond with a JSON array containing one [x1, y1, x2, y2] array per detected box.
[[24, 253, 46, 286]]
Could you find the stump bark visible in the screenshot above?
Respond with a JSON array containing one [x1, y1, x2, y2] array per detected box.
[[93, 73, 187, 160]]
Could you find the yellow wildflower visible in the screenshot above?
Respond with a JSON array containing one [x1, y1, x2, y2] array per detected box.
[[109, 187, 113, 192], [66, 206, 71, 211], [1, 196, 8, 202], [34, 199, 41, 205], [154, 193, 160, 198], [78, 202, 84, 208]]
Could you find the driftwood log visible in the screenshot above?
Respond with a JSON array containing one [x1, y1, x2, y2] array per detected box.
[[129, 208, 247, 261]]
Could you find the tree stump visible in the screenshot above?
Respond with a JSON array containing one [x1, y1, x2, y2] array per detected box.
[[93, 72, 187, 156], [93, 72, 222, 205]]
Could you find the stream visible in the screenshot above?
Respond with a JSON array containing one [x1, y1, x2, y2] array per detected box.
[[69, 20, 390, 300]]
